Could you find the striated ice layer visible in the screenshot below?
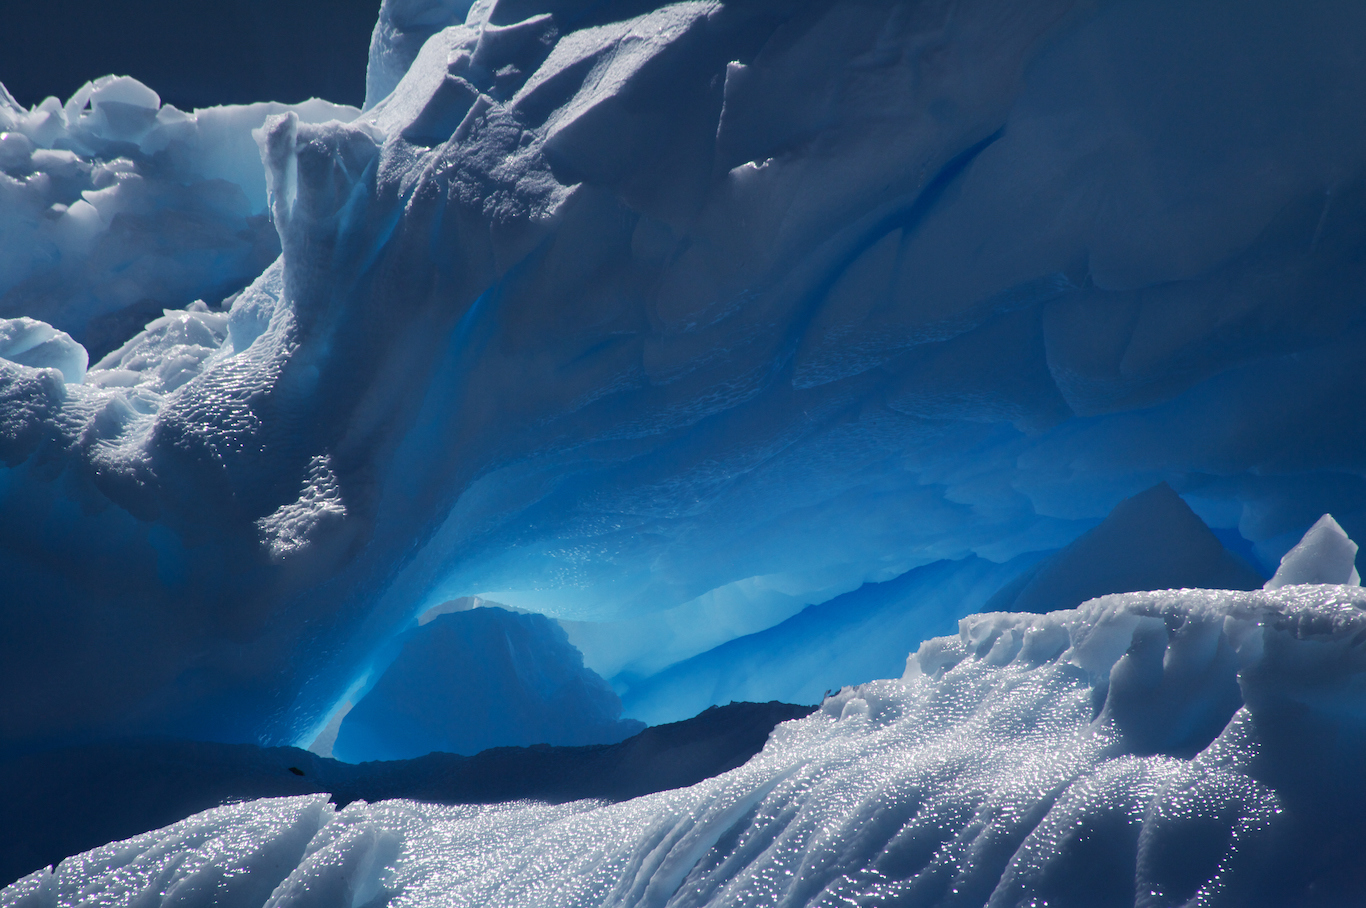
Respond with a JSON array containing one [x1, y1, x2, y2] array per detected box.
[[4, 0, 1366, 752], [618, 483, 1265, 726], [13, 583, 1366, 907]]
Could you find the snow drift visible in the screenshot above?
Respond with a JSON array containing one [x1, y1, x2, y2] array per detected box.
[[3, 0, 1366, 753], [12, 580, 1366, 906]]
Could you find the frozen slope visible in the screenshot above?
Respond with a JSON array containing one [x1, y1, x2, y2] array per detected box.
[[4, 0, 1366, 752], [13, 583, 1366, 906]]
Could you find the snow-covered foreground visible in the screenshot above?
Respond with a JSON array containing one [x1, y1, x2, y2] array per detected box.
[[13, 582, 1366, 907]]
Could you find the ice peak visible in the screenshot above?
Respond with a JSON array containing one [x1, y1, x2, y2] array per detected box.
[[1264, 513, 1361, 589]]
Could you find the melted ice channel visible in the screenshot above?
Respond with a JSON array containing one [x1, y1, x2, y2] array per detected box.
[[10, 582, 1366, 907]]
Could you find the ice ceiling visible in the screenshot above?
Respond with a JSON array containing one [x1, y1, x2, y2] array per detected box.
[[2, 0, 1365, 752]]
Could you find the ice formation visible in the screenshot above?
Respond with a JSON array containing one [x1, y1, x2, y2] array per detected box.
[[330, 604, 643, 762], [0, 77, 354, 355], [620, 483, 1265, 724], [2, 0, 1366, 758], [13, 582, 1366, 906], [983, 482, 1264, 615], [619, 555, 1034, 725], [0, 318, 86, 383], [1264, 513, 1361, 589]]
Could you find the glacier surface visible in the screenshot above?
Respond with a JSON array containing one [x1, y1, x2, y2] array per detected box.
[[2, 0, 1366, 755], [12, 582, 1366, 906]]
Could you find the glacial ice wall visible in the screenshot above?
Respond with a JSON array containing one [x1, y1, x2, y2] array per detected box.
[[2, 0, 1366, 751], [13, 583, 1366, 907]]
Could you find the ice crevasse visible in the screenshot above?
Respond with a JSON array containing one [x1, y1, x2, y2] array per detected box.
[[11, 581, 1366, 907], [3, 0, 1366, 752]]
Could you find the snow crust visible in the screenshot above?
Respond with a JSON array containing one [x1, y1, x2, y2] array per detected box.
[[14, 583, 1366, 906], [2, 0, 1366, 753]]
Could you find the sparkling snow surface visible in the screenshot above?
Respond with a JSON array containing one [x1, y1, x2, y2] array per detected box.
[[12, 583, 1366, 907]]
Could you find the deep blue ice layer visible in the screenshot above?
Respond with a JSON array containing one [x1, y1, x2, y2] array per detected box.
[[619, 482, 1263, 723]]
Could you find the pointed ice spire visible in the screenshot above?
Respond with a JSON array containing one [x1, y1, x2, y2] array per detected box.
[[1264, 514, 1361, 589]]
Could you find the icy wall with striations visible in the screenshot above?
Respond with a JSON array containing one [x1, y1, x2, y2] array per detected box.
[[12, 582, 1366, 906], [2, 0, 1366, 753]]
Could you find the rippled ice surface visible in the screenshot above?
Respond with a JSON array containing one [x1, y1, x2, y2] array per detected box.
[[10, 584, 1366, 908]]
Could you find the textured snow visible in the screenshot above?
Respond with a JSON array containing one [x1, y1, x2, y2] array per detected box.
[[14, 583, 1366, 906], [2, 0, 1366, 754]]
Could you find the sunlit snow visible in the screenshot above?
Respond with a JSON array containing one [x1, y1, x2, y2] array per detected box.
[[12, 579, 1366, 906]]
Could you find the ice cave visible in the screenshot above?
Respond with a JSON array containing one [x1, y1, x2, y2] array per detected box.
[[3, 0, 1366, 903]]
